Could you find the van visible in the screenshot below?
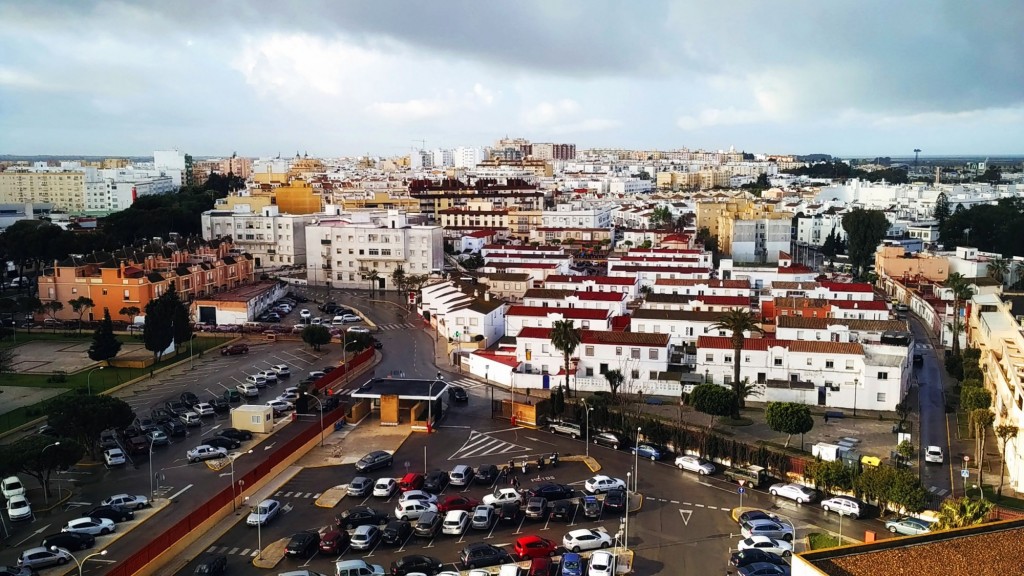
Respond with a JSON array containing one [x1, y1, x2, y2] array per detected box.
[[821, 496, 863, 518], [449, 465, 473, 487], [723, 464, 768, 488], [334, 559, 386, 576]]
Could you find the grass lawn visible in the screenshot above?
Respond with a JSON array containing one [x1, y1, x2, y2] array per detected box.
[[807, 532, 845, 550], [966, 484, 1024, 509]]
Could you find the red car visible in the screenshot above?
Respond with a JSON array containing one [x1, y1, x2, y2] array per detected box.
[[437, 495, 480, 514], [399, 473, 424, 493], [319, 530, 349, 554], [528, 557, 553, 576], [514, 535, 557, 560]]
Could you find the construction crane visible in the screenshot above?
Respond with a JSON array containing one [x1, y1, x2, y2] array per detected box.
[[914, 148, 922, 167], [412, 139, 426, 151]]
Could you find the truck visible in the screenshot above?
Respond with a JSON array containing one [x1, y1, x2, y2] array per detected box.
[[723, 464, 768, 488]]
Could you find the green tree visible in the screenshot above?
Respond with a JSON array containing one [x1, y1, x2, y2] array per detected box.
[[0, 347, 13, 373], [933, 191, 951, 227], [67, 296, 95, 333], [932, 496, 994, 530], [143, 291, 174, 362], [301, 324, 331, 351], [971, 408, 995, 488], [361, 268, 381, 295], [806, 459, 853, 495], [119, 305, 140, 325], [855, 465, 895, 513], [550, 319, 581, 397], [995, 424, 1019, 497], [88, 308, 122, 366], [710, 308, 764, 416], [650, 206, 672, 229], [6, 435, 84, 498], [690, 384, 736, 430], [841, 208, 890, 278], [171, 296, 193, 354], [988, 256, 1009, 285], [604, 369, 624, 400], [978, 165, 1002, 184], [946, 273, 974, 357], [391, 265, 408, 295], [960, 386, 992, 414], [821, 227, 841, 264], [46, 395, 135, 459], [889, 468, 930, 513], [896, 439, 916, 468], [764, 402, 814, 448], [41, 300, 65, 326]]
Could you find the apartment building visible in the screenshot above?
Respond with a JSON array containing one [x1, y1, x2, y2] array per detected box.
[[630, 309, 724, 348], [523, 288, 628, 315], [0, 169, 87, 212], [544, 274, 639, 299], [721, 212, 793, 264], [796, 212, 847, 247], [528, 227, 613, 245], [775, 315, 909, 344], [84, 175, 175, 214], [541, 202, 614, 229], [201, 205, 313, 268], [304, 210, 443, 290], [651, 278, 751, 297], [504, 305, 612, 337]]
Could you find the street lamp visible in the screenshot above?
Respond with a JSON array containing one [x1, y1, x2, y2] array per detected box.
[[52, 547, 106, 576], [245, 496, 263, 559], [148, 435, 155, 500], [41, 442, 60, 504], [189, 335, 195, 370], [624, 471, 632, 551], [428, 371, 443, 433], [305, 393, 324, 446], [86, 366, 104, 395], [230, 450, 253, 511], [853, 378, 859, 417], [634, 426, 641, 492], [581, 398, 593, 458]]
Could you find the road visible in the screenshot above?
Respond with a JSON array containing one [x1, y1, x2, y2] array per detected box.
[[909, 316, 955, 502]]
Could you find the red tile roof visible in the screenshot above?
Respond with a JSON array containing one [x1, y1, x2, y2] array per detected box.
[[506, 306, 610, 319], [546, 275, 636, 286], [471, 350, 522, 368], [486, 262, 559, 269], [830, 300, 889, 310], [465, 230, 495, 238], [778, 264, 815, 274], [517, 327, 553, 339], [575, 291, 626, 302], [655, 278, 750, 289], [628, 248, 702, 255], [820, 281, 875, 293], [614, 265, 711, 274]]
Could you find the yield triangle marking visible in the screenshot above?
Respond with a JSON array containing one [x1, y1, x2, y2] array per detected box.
[[449, 430, 529, 460], [679, 509, 692, 526]]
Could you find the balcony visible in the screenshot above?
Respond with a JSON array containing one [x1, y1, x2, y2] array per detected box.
[[765, 378, 816, 391]]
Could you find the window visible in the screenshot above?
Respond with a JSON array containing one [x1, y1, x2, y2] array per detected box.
[[585, 346, 595, 357], [806, 357, 812, 366], [649, 371, 658, 379], [585, 367, 594, 377], [825, 360, 834, 369], [774, 358, 783, 367], [615, 346, 622, 356], [649, 349, 658, 360], [724, 355, 732, 363], [631, 348, 640, 359], [71, 288, 77, 294], [846, 360, 854, 370], [542, 343, 549, 353], [877, 392, 886, 403], [705, 354, 714, 363], [631, 369, 640, 379], [878, 372, 888, 380]]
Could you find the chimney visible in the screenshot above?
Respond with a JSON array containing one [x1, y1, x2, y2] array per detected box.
[[485, 292, 491, 302]]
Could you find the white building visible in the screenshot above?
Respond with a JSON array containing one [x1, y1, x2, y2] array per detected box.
[[730, 216, 792, 264], [522, 289, 628, 316], [153, 149, 187, 187], [454, 147, 488, 169], [202, 205, 314, 269], [796, 213, 847, 247], [504, 305, 612, 337], [305, 210, 443, 290], [542, 202, 614, 229], [544, 275, 639, 300]]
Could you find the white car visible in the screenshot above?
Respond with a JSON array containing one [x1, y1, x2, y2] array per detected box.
[[299, 309, 311, 319], [399, 490, 438, 505], [350, 525, 379, 551], [373, 478, 398, 497], [1, 475, 25, 499], [394, 500, 437, 521], [6, 495, 32, 521], [311, 317, 323, 325], [187, 445, 228, 463], [588, 551, 616, 576], [338, 314, 361, 323], [266, 399, 293, 413], [308, 371, 327, 379], [562, 528, 613, 552], [63, 517, 116, 535], [768, 483, 818, 504], [925, 445, 944, 464], [740, 518, 794, 541], [271, 364, 291, 377], [737, 535, 793, 557], [442, 510, 470, 535], [482, 487, 523, 507], [347, 326, 370, 334], [246, 499, 281, 526], [257, 370, 278, 383], [821, 496, 863, 518], [675, 455, 716, 475], [102, 493, 150, 510], [194, 402, 215, 417], [104, 448, 127, 466], [279, 390, 300, 402], [245, 374, 267, 387], [584, 475, 626, 494], [236, 383, 259, 398]]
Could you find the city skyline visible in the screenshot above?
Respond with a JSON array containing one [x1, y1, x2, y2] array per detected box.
[[1, 0, 1022, 157]]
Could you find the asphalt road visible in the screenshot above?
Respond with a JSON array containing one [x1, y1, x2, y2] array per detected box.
[[909, 316, 955, 501]]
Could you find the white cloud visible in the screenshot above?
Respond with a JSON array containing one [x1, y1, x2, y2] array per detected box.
[[521, 99, 582, 127], [676, 107, 768, 130], [366, 98, 454, 122]]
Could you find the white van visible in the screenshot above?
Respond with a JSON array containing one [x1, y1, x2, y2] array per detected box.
[[334, 559, 386, 576]]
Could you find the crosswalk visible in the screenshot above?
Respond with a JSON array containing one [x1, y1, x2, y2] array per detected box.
[[928, 485, 950, 497], [448, 377, 486, 390], [273, 490, 322, 499], [376, 322, 420, 331], [206, 545, 260, 558], [448, 430, 530, 461]]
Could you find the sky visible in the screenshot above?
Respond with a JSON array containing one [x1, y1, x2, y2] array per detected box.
[[1, 0, 1022, 158]]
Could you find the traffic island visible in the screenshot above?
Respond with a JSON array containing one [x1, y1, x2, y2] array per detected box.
[[561, 454, 601, 472], [628, 492, 644, 513], [315, 485, 347, 508], [251, 537, 289, 569]]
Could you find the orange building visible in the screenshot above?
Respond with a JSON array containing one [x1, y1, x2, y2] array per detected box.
[[274, 179, 323, 214], [762, 296, 832, 324], [37, 241, 255, 322]]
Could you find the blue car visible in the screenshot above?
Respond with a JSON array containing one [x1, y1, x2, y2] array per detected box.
[[631, 443, 663, 461], [560, 552, 584, 576]]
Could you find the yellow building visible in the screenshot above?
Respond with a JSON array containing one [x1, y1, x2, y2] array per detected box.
[[289, 156, 326, 178], [273, 179, 322, 214], [695, 198, 754, 236], [508, 208, 543, 241], [215, 193, 274, 213], [476, 158, 553, 178], [874, 245, 949, 283], [337, 191, 420, 212], [0, 170, 86, 212], [102, 158, 131, 169]]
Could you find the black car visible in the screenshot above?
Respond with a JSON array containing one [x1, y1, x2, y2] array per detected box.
[[423, 470, 449, 493], [193, 554, 227, 575], [150, 408, 173, 424], [41, 531, 95, 551], [218, 428, 253, 442], [498, 501, 521, 523], [165, 400, 189, 416], [162, 419, 186, 437], [203, 436, 241, 450], [460, 542, 512, 570], [475, 464, 499, 485], [180, 392, 200, 408], [730, 549, 787, 568], [603, 488, 627, 513], [592, 431, 626, 450], [381, 519, 413, 545], [528, 483, 574, 501], [448, 386, 468, 402], [83, 505, 134, 523], [208, 397, 230, 413], [337, 506, 388, 530], [413, 511, 442, 538], [285, 530, 320, 558], [355, 450, 393, 472], [738, 510, 779, 525], [371, 337, 383, 350], [391, 555, 444, 576], [550, 500, 572, 522]]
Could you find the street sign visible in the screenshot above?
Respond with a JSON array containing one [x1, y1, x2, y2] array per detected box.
[[738, 487, 746, 494], [961, 469, 970, 478]]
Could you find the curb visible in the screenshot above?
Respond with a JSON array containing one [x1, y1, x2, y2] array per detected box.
[[250, 537, 289, 569], [315, 485, 348, 508], [561, 455, 602, 473]]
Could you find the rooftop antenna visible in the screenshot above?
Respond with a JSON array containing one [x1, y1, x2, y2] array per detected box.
[[914, 148, 922, 167]]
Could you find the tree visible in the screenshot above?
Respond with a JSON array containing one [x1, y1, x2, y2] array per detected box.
[[960, 385, 992, 414], [45, 395, 135, 459], [841, 208, 890, 278], [995, 424, 1019, 497], [896, 440, 916, 468], [5, 435, 84, 498], [805, 459, 853, 495], [933, 191, 951, 227], [735, 378, 762, 408], [932, 496, 994, 530], [889, 468, 930, 513], [391, 265, 408, 295], [67, 296, 95, 333], [143, 292, 174, 363], [821, 227, 841, 264], [550, 320, 581, 397], [88, 308, 122, 366], [0, 347, 13, 374], [604, 369, 624, 400], [690, 384, 736, 430], [119, 305, 140, 325], [710, 308, 764, 416], [945, 273, 974, 357], [41, 300, 64, 326], [171, 298, 193, 354], [988, 256, 1009, 285], [650, 206, 672, 229], [361, 268, 381, 296], [971, 408, 995, 488], [301, 325, 331, 351], [764, 402, 814, 448]]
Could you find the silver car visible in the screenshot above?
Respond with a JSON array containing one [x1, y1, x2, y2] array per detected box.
[[471, 505, 494, 529], [18, 547, 71, 570], [740, 518, 794, 541], [675, 455, 715, 475], [768, 483, 818, 504]]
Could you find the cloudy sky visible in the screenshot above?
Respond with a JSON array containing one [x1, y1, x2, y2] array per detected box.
[[1, 0, 1022, 158]]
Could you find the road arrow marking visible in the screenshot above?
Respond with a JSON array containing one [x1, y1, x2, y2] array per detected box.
[[679, 509, 692, 526], [15, 524, 51, 547], [264, 442, 277, 451], [168, 484, 193, 499]]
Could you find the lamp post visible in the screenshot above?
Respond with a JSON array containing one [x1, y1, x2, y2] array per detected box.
[[53, 547, 106, 576], [853, 378, 859, 417], [245, 496, 263, 559], [148, 435, 155, 500], [634, 426, 641, 492], [189, 335, 195, 370], [624, 471, 631, 552], [305, 393, 324, 446], [428, 371, 443, 433], [41, 442, 61, 504], [87, 366, 105, 395], [582, 398, 593, 458], [230, 450, 253, 512]]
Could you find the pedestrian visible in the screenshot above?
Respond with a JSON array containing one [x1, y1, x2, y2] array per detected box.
[[824, 412, 830, 425], [513, 476, 521, 490]]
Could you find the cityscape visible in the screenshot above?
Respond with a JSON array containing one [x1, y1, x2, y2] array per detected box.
[[1, 2, 1023, 576]]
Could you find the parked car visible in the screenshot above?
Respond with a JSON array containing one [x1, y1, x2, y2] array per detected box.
[[348, 476, 373, 498], [236, 383, 258, 398], [741, 518, 794, 541], [246, 499, 281, 527], [355, 450, 393, 472], [550, 500, 572, 522], [588, 551, 616, 576], [373, 477, 398, 498], [179, 411, 201, 427], [527, 483, 574, 501], [202, 436, 240, 451], [319, 530, 349, 554], [244, 375, 267, 389], [562, 528, 613, 553], [471, 505, 495, 530], [498, 501, 522, 523], [675, 455, 716, 475], [1, 476, 25, 499], [103, 448, 126, 466], [524, 497, 548, 520], [591, 431, 625, 450], [738, 510, 780, 525], [187, 445, 227, 463], [162, 419, 186, 437], [737, 536, 793, 557], [630, 443, 664, 460], [514, 535, 557, 560], [218, 427, 253, 441], [820, 496, 863, 518], [394, 501, 437, 522], [337, 506, 388, 530], [730, 549, 788, 568], [192, 554, 227, 575], [413, 511, 442, 538], [180, 392, 200, 407], [768, 483, 818, 504], [285, 531, 321, 558], [602, 489, 626, 513], [257, 370, 278, 383], [442, 510, 470, 535], [423, 470, 450, 493], [40, 531, 95, 551], [885, 517, 933, 536], [165, 400, 189, 416], [448, 386, 468, 403], [220, 343, 249, 356], [449, 464, 474, 486], [399, 490, 437, 505], [398, 473, 425, 493], [389, 555, 443, 576], [349, 525, 380, 551], [6, 496, 32, 521], [381, 520, 413, 545], [101, 494, 150, 510], [584, 475, 626, 494], [482, 487, 523, 507], [83, 505, 133, 523], [17, 547, 71, 570], [459, 542, 512, 570], [62, 517, 115, 535], [737, 562, 789, 576], [193, 403, 215, 417], [560, 553, 584, 576], [438, 495, 480, 514], [474, 464, 499, 485]]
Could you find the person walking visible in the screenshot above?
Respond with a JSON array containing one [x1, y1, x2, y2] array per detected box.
[[824, 412, 830, 425], [513, 476, 521, 490]]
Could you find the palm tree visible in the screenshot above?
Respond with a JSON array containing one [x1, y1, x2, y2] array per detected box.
[[362, 268, 380, 297], [988, 256, 1009, 285], [932, 496, 994, 530], [550, 320, 581, 397], [604, 369, 624, 400], [946, 273, 974, 357], [710, 308, 764, 414]]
